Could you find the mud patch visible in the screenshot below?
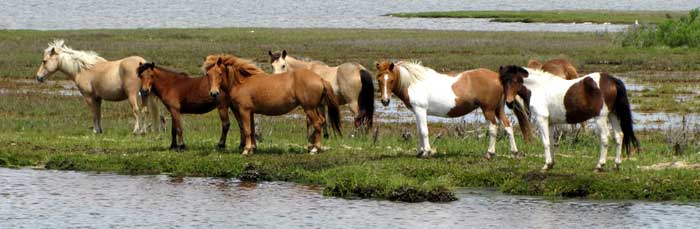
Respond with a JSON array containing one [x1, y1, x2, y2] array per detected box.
[[239, 163, 266, 182]]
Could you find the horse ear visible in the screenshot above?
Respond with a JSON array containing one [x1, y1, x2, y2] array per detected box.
[[518, 66, 529, 78], [282, 50, 287, 59], [50, 47, 61, 55], [268, 50, 273, 56], [149, 62, 155, 70], [375, 62, 380, 70], [389, 63, 394, 71], [217, 57, 223, 66], [139, 62, 143, 66]]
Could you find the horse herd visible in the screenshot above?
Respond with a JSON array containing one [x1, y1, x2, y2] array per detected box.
[[34, 40, 639, 172]]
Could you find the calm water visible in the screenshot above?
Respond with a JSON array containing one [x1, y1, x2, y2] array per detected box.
[[1, 0, 697, 31], [1, 168, 699, 228]]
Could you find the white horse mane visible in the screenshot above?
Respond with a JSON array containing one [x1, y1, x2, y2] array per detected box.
[[46, 40, 106, 75], [395, 60, 440, 90], [523, 67, 561, 79]]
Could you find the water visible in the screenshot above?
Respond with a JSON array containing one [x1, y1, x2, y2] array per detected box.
[[1, 0, 697, 32], [1, 168, 699, 228]]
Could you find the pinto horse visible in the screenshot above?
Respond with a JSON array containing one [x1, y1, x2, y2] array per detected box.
[[35, 40, 162, 134], [527, 59, 579, 80], [269, 50, 375, 131], [203, 54, 341, 155], [137, 62, 232, 151], [499, 65, 640, 171], [375, 60, 532, 158]]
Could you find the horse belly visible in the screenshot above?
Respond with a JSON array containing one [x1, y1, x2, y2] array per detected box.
[[180, 102, 218, 114], [422, 81, 459, 117]]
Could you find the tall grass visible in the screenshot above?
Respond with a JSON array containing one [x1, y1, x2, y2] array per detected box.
[[620, 8, 700, 48]]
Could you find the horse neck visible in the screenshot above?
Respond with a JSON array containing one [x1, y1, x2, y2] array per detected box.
[[285, 56, 311, 70], [151, 68, 183, 93], [56, 52, 106, 79]]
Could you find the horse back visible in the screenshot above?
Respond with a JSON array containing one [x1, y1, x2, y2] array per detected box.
[[563, 76, 604, 123], [447, 68, 503, 116]]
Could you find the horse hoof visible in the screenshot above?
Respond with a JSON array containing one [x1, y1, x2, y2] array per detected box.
[[241, 149, 253, 155], [511, 151, 523, 160], [593, 167, 606, 173], [484, 152, 495, 160], [309, 147, 318, 155], [323, 133, 330, 139], [541, 163, 554, 171], [216, 143, 226, 150], [613, 164, 621, 171]]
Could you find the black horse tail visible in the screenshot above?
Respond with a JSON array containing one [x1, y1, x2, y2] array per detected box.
[[355, 68, 375, 128], [607, 73, 640, 155]]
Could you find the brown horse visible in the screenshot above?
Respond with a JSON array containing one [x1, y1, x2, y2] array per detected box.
[[137, 62, 232, 151], [202, 54, 341, 155], [375, 60, 532, 158], [527, 59, 579, 80]]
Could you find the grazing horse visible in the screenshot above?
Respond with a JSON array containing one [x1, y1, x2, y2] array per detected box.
[[137, 62, 232, 151], [375, 60, 532, 158], [34, 40, 161, 134], [269, 50, 375, 131], [527, 59, 579, 80], [499, 65, 640, 171], [203, 54, 341, 155]]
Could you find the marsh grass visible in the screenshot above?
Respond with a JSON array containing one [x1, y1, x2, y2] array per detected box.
[[1, 28, 700, 202], [619, 9, 700, 48]]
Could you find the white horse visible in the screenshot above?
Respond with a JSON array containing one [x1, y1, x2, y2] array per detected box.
[[35, 40, 162, 134], [499, 65, 640, 171], [375, 60, 532, 158]]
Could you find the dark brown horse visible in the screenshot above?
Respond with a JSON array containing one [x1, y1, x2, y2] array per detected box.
[[202, 54, 341, 155], [137, 62, 232, 151]]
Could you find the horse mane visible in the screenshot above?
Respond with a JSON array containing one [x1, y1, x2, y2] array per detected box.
[[202, 54, 265, 77], [46, 40, 106, 74], [395, 60, 438, 90], [523, 67, 562, 79]]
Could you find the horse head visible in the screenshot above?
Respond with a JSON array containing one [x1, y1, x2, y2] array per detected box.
[[36, 40, 65, 83], [499, 65, 531, 108], [375, 60, 398, 106], [205, 57, 227, 99], [136, 62, 156, 96], [268, 50, 287, 74]]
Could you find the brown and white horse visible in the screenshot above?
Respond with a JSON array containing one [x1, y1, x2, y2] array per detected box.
[[376, 60, 532, 158], [527, 59, 579, 80], [499, 65, 640, 171], [269, 50, 375, 131], [35, 40, 162, 134], [203, 54, 341, 155], [137, 62, 232, 151]]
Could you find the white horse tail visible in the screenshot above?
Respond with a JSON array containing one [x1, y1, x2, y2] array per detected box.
[[355, 68, 375, 128], [606, 73, 640, 155]]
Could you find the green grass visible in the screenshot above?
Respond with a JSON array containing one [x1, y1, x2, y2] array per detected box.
[[387, 10, 686, 24], [1, 28, 700, 202], [620, 9, 700, 48]]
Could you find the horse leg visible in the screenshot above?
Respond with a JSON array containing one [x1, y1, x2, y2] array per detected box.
[[83, 96, 102, 134], [128, 95, 144, 134], [304, 108, 324, 154], [498, 107, 520, 159], [238, 108, 254, 155], [609, 114, 624, 170], [216, 106, 231, 150], [168, 107, 185, 151], [319, 105, 329, 139], [231, 108, 245, 149], [250, 111, 258, 150], [594, 116, 611, 172], [483, 110, 499, 160], [536, 115, 554, 171], [412, 107, 431, 157], [145, 95, 163, 132]]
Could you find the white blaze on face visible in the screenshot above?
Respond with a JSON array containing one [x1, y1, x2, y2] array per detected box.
[[382, 74, 389, 100]]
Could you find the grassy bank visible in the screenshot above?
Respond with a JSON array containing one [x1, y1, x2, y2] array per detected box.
[[387, 10, 686, 24], [1, 28, 700, 202]]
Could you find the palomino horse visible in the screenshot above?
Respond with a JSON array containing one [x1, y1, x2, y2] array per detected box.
[[375, 60, 532, 158], [527, 59, 579, 80], [269, 50, 375, 131], [35, 40, 161, 134], [499, 65, 640, 171], [137, 62, 232, 151], [203, 54, 341, 155]]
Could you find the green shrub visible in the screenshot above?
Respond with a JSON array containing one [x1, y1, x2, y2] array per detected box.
[[620, 8, 700, 48]]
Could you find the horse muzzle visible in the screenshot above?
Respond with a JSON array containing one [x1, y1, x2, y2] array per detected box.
[[139, 89, 150, 96], [210, 91, 220, 99], [381, 99, 390, 106], [36, 76, 45, 83]]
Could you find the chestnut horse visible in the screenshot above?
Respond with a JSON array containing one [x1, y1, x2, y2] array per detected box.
[[499, 65, 639, 171], [269, 50, 375, 131], [527, 59, 579, 80], [203, 54, 341, 155], [375, 60, 532, 158], [35, 40, 162, 134], [137, 62, 232, 151]]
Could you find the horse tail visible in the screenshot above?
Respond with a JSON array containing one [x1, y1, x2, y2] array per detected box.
[[607, 73, 640, 155], [511, 95, 533, 142], [355, 68, 375, 128], [527, 59, 542, 69], [321, 79, 342, 136]]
